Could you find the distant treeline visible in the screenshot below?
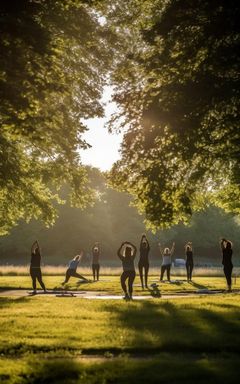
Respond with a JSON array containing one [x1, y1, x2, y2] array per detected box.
[[0, 169, 239, 265]]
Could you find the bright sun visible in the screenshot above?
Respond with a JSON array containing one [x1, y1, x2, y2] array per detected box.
[[80, 87, 123, 171]]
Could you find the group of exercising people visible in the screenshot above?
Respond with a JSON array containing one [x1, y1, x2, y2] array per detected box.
[[30, 236, 234, 299]]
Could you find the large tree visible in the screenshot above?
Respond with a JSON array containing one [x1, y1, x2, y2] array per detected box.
[[0, 0, 112, 234], [106, 0, 240, 228]]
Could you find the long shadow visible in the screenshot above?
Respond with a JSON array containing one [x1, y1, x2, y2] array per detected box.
[[102, 299, 240, 355], [19, 351, 240, 384], [189, 281, 209, 290], [0, 296, 29, 307], [20, 358, 81, 384], [76, 280, 93, 286]]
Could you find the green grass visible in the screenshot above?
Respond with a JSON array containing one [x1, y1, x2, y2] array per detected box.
[[0, 275, 239, 295], [1, 354, 240, 384], [1, 276, 240, 383], [1, 295, 240, 354], [1, 264, 240, 277]]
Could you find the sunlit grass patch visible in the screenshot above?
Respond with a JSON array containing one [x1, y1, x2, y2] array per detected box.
[[1, 353, 240, 384], [1, 265, 239, 277], [0, 295, 240, 383], [0, 295, 240, 356], [0, 275, 240, 295]]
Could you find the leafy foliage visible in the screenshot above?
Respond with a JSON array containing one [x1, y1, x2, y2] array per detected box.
[[1, 168, 240, 263], [0, 0, 112, 234], [106, 0, 240, 228]]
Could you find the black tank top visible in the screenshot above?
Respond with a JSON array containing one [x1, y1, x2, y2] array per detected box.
[[222, 248, 233, 267], [186, 250, 193, 263], [30, 249, 41, 267], [92, 250, 100, 264], [122, 256, 135, 272], [139, 247, 149, 264]]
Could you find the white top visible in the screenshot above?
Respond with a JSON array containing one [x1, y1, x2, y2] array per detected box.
[[162, 254, 171, 266], [69, 259, 79, 270]]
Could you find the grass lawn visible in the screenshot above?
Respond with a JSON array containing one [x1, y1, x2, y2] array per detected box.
[[0, 274, 239, 295], [0, 278, 240, 383]]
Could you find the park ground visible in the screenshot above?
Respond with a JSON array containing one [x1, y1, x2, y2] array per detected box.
[[0, 274, 240, 383]]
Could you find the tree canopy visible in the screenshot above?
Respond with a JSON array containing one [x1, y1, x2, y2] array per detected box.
[[106, 0, 240, 228], [1, 0, 240, 235], [0, 0, 112, 234], [1, 168, 239, 264]]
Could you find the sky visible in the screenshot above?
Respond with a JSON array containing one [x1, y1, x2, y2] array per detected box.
[[80, 87, 123, 171]]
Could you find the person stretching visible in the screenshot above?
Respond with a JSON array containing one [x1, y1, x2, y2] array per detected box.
[[117, 241, 137, 300], [220, 238, 233, 292], [185, 242, 194, 282], [159, 242, 175, 281], [138, 234, 150, 289], [62, 252, 88, 284], [92, 242, 100, 281], [30, 240, 46, 294]]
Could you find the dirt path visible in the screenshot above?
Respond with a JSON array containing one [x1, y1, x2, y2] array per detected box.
[[0, 288, 239, 299]]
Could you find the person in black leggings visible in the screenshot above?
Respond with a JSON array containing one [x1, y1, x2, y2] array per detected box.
[[92, 242, 100, 281], [62, 252, 88, 284], [30, 240, 46, 293], [138, 234, 150, 289], [117, 241, 137, 300], [185, 242, 194, 282], [220, 238, 233, 292], [159, 242, 175, 281]]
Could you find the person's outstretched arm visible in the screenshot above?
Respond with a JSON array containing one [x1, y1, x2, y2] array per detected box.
[[36, 240, 41, 253], [170, 242, 175, 256], [220, 239, 226, 251], [31, 241, 38, 253], [158, 243, 163, 257], [117, 243, 125, 261], [127, 242, 137, 259], [145, 237, 150, 251]]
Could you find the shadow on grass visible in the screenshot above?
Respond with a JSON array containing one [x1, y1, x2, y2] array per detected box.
[[189, 281, 209, 289], [19, 355, 240, 384], [0, 296, 29, 308], [76, 280, 93, 286], [102, 300, 240, 355]]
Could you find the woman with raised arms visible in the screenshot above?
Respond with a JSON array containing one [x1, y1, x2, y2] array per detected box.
[[117, 241, 137, 300]]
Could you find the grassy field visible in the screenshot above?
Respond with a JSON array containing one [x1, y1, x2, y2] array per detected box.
[[0, 274, 240, 295], [1, 264, 240, 276], [0, 276, 240, 383]]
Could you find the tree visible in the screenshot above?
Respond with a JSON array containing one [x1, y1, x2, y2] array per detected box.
[[105, 0, 240, 228], [0, 0, 112, 234], [1, 167, 239, 264]]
